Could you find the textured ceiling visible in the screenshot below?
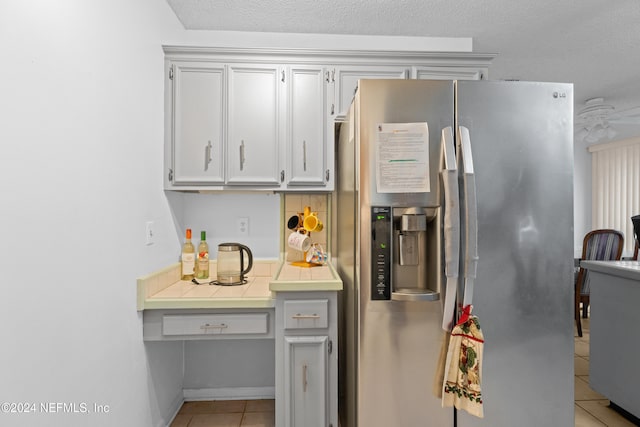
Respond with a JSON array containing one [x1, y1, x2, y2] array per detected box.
[[166, 0, 640, 141]]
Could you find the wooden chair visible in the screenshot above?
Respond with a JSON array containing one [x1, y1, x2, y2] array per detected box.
[[632, 215, 640, 260], [575, 229, 624, 337]]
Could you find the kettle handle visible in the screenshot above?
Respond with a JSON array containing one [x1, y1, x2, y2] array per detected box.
[[239, 244, 253, 277]]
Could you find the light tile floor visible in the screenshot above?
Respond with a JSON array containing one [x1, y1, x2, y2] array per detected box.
[[168, 319, 638, 427], [170, 399, 274, 427], [574, 318, 637, 426]]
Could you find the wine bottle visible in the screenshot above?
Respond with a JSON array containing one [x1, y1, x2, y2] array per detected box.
[[181, 228, 195, 280], [196, 230, 209, 279]]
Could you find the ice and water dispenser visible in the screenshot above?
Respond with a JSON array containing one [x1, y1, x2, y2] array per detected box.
[[371, 206, 441, 301]]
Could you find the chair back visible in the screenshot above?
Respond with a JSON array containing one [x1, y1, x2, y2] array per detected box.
[[578, 229, 624, 295], [633, 215, 640, 260]]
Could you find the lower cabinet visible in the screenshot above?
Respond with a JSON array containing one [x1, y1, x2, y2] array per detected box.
[[284, 336, 329, 427], [275, 292, 338, 427]]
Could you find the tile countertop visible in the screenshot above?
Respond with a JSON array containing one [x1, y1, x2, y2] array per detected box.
[[137, 260, 342, 310], [270, 262, 343, 291]]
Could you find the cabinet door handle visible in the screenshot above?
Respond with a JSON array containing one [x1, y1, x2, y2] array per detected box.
[[200, 323, 228, 330], [303, 140, 307, 172], [291, 313, 320, 319], [240, 140, 245, 171], [302, 364, 308, 392], [281, 70, 285, 82], [204, 140, 212, 171]]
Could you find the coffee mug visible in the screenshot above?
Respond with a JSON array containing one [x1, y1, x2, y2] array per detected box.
[[303, 212, 323, 233], [287, 230, 311, 252], [287, 214, 302, 230], [306, 243, 327, 264]]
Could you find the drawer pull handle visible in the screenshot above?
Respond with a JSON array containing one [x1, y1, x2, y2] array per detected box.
[[292, 313, 320, 319], [200, 323, 228, 330], [303, 364, 308, 392]]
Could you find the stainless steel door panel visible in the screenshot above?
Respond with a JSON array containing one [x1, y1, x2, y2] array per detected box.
[[358, 302, 452, 427], [456, 81, 574, 427], [356, 80, 454, 426], [357, 79, 454, 209]]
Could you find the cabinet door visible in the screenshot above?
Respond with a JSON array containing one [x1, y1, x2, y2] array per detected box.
[[171, 63, 225, 185], [227, 64, 282, 185], [284, 336, 328, 427], [287, 66, 326, 186], [414, 66, 485, 80], [333, 65, 410, 118]]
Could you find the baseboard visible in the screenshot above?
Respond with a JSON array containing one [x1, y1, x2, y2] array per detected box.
[[161, 390, 185, 427], [183, 386, 276, 401]]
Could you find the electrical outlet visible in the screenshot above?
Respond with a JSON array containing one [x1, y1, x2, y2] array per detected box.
[[145, 221, 155, 245], [237, 217, 249, 237]]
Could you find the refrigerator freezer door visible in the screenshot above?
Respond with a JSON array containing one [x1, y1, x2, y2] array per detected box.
[[455, 81, 574, 427], [352, 79, 455, 427]]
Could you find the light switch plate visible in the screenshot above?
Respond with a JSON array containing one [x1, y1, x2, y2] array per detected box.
[[145, 221, 155, 245]]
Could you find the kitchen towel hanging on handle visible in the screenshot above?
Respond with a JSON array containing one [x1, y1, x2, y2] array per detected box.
[[441, 305, 484, 417], [440, 126, 484, 418]]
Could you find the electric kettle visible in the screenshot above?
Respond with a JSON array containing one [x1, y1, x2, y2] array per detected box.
[[217, 242, 253, 285]]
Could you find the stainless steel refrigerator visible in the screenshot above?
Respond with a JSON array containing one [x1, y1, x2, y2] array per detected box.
[[334, 79, 574, 427]]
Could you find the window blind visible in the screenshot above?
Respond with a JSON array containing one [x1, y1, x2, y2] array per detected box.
[[589, 138, 640, 255]]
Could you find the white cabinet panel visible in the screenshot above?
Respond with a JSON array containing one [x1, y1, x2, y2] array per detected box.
[[333, 65, 410, 118], [287, 66, 327, 187], [284, 336, 328, 427], [414, 66, 485, 80], [172, 63, 225, 185], [283, 299, 329, 329], [162, 313, 269, 336], [227, 64, 282, 185]]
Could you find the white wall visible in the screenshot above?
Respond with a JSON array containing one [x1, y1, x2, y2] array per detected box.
[[573, 137, 593, 256], [175, 192, 281, 259], [0, 2, 186, 426]]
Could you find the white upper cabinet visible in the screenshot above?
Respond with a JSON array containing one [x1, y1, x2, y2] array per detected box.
[[287, 66, 327, 187], [227, 64, 283, 186], [332, 65, 410, 119], [163, 47, 494, 192], [414, 65, 485, 81], [170, 62, 225, 185]]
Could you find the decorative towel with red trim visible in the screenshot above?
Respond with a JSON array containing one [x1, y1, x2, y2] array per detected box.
[[441, 304, 484, 418]]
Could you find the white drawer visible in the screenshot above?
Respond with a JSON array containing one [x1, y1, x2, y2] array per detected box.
[[162, 313, 269, 336], [283, 299, 329, 329]]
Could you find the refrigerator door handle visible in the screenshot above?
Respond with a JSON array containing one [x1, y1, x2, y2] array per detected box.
[[441, 126, 460, 330], [458, 126, 479, 307]]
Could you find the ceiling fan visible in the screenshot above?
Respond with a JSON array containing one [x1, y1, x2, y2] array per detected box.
[[575, 97, 640, 143]]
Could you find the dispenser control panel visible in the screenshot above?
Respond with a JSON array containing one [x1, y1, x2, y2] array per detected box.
[[371, 207, 391, 300]]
